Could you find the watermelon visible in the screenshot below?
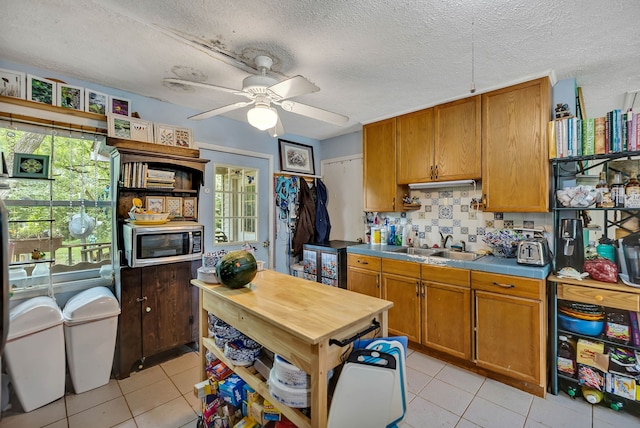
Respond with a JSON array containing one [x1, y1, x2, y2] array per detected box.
[[216, 250, 258, 289]]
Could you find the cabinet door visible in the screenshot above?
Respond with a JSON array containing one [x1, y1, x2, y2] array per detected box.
[[423, 282, 471, 360], [382, 273, 421, 342], [114, 267, 143, 378], [363, 118, 405, 211], [396, 109, 434, 184], [347, 266, 380, 298], [141, 261, 193, 356], [433, 96, 481, 181], [482, 77, 550, 212], [474, 290, 542, 385]]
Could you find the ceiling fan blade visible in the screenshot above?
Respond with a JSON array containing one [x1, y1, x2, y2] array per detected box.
[[268, 75, 320, 100], [164, 78, 242, 95], [188, 101, 254, 120], [268, 116, 285, 138], [280, 100, 349, 126]]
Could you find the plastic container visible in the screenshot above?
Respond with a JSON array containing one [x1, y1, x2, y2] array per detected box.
[[558, 312, 604, 336], [557, 335, 577, 377], [4, 296, 65, 412], [371, 227, 381, 245], [582, 387, 604, 404], [63, 287, 120, 393]]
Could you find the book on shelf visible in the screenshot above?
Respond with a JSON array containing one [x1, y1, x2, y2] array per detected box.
[[147, 168, 175, 180], [594, 117, 606, 154], [582, 118, 595, 156]]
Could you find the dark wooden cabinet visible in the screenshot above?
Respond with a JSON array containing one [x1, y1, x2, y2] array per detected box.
[[114, 261, 200, 378]]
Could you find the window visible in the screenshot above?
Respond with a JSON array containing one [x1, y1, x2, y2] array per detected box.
[[214, 164, 258, 245], [1, 120, 112, 297]]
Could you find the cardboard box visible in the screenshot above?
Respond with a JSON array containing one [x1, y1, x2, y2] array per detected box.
[[606, 373, 637, 401], [194, 379, 216, 400], [576, 339, 609, 372], [219, 374, 246, 407]]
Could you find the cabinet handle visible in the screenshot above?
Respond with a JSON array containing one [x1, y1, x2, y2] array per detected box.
[[492, 281, 515, 289], [430, 165, 434, 180], [595, 295, 604, 302], [421, 282, 425, 298], [357, 260, 369, 265], [376, 276, 380, 289], [415, 281, 419, 297], [146, 306, 152, 313], [434, 165, 438, 180], [136, 296, 147, 303]]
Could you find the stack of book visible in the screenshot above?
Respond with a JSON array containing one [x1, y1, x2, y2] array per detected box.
[[551, 110, 640, 159], [146, 168, 175, 190]]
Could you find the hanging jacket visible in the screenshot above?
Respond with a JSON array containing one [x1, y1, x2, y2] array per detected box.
[[292, 179, 316, 256], [315, 178, 331, 243]]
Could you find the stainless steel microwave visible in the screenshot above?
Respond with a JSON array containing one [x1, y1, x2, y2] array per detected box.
[[122, 221, 203, 268]]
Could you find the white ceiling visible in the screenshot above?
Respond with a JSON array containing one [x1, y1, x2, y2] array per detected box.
[[2, 1, 640, 140]]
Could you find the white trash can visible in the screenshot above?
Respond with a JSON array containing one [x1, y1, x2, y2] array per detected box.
[[4, 296, 65, 412], [63, 286, 120, 394]]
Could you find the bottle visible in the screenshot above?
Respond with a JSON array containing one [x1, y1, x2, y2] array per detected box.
[[380, 223, 388, 246], [388, 224, 396, 245], [595, 171, 614, 208], [582, 387, 604, 404], [625, 170, 640, 207], [610, 172, 625, 208], [585, 241, 597, 259], [557, 335, 577, 378]]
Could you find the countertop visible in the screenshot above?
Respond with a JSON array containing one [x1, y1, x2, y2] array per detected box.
[[347, 244, 551, 279]]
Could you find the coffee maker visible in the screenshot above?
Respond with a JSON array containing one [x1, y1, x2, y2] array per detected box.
[[555, 219, 584, 272], [619, 232, 640, 286]]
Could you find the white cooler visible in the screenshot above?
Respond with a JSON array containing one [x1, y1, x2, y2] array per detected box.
[[4, 296, 65, 412], [63, 287, 120, 394]]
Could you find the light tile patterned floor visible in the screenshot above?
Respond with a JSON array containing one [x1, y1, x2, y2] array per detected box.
[[1, 349, 639, 427]]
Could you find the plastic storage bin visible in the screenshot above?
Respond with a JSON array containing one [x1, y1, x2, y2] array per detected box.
[[63, 286, 120, 394], [4, 296, 65, 412]]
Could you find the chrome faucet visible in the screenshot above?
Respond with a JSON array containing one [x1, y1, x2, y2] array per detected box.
[[461, 240, 466, 252]]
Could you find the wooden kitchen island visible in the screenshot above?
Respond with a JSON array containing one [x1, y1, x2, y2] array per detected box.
[[192, 270, 393, 428]]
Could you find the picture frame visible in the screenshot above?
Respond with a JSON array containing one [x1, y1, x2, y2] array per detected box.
[[0, 68, 26, 99], [182, 197, 197, 219], [174, 127, 193, 148], [165, 196, 183, 218], [85, 89, 108, 115], [56, 83, 84, 110], [12, 153, 50, 178], [107, 114, 153, 142], [154, 123, 176, 146], [145, 196, 165, 213], [278, 139, 315, 175], [109, 96, 131, 116], [27, 74, 56, 105]]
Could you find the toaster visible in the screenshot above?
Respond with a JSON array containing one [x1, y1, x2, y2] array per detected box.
[[517, 238, 551, 266]]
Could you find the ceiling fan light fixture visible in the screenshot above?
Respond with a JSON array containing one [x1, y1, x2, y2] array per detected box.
[[247, 105, 278, 130]]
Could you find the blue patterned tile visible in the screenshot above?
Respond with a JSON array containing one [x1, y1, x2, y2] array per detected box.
[[425, 205, 432, 212], [431, 219, 439, 226], [504, 220, 514, 228], [439, 205, 453, 219], [468, 235, 477, 242], [461, 190, 469, 197], [412, 225, 419, 231], [523, 220, 534, 228], [477, 227, 486, 235], [440, 226, 453, 235], [494, 212, 503, 220], [418, 232, 425, 238], [461, 227, 469, 234], [425, 225, 432, 232], [453, 219, 461, 227], [461, 204, 469, 212], [453, 198, 460, 205]]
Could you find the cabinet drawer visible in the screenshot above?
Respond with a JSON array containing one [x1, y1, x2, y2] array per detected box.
[[472, 271, 543, 300], [557, 284, 640, 312], [347, 254, 381, 271], [422, 264, 470, 287], [382, 258, 420, 278]]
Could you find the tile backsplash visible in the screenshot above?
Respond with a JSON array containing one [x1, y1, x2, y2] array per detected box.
[[379, 187, 553, 252]]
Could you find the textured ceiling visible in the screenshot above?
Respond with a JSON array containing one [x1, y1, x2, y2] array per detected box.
[[2, 0, 640, 140]]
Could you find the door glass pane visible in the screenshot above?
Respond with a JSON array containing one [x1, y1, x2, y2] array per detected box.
[[214, 164, 259, 245]]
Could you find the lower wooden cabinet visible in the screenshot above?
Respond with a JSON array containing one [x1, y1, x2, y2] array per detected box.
[[382, 259, 421, 342], [114, 260, 199, 378], [472, 271, 545, 388], [347, 254, 381, 298], [422, 265, 471, 360]]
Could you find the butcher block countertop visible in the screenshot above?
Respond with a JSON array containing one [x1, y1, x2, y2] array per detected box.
[[192, 269, 393, 344]]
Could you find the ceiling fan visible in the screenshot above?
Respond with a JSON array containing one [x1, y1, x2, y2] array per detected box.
[[164, 55, 349, 137]]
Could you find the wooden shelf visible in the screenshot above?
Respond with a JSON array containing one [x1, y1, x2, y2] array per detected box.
[[202, 337, 310, 428], [403, 203, 421, 210]]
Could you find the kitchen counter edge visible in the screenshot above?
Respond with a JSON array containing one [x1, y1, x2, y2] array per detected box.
[[347, 244, 550, 279]]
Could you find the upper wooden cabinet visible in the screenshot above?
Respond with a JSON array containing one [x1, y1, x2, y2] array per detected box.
[[396, 108, 434, 184], [481, 77, 551, 212], [396, 97, 481, 184], [363, 118, 407, 212], [433, 96, 482, 182]]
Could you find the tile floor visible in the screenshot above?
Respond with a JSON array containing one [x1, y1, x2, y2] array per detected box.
[[0, 349, 639, 428]]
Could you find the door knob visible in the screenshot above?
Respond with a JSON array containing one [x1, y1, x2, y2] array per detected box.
[[136, 296, 147, 303], [146, 306, 152, 313]]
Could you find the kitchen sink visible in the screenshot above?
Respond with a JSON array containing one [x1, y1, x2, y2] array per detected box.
[[430, 250, 484, 261], [389, 247, 484, 261]]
